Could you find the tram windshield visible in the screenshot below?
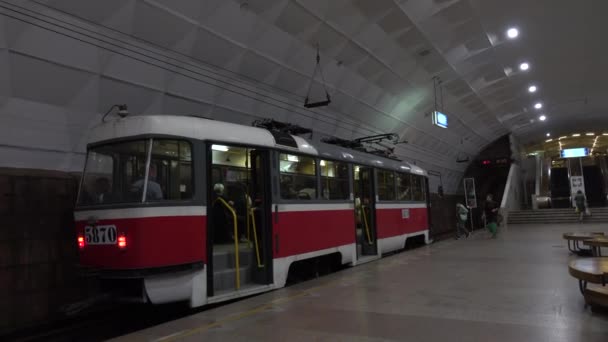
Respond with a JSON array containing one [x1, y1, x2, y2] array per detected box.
[[77, 139, 193, 206]]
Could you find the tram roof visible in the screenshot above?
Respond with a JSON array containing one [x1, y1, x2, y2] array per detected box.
[[88, 115, 426, 176]]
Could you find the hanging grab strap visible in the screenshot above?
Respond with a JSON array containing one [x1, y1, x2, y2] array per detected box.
[[304, 44, 331, 108]]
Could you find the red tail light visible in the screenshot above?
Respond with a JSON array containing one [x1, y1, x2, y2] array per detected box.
[[118, 234, 127, 249], [77, 235, 85, 249]]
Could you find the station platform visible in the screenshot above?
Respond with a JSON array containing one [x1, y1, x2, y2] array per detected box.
[[113, 224, 608, 342]]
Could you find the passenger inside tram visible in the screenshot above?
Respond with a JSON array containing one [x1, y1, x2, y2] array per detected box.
[[212, 183, 235, 243], [226, 182, 251, 242], [130, 164, 163, 200], [280, 175, 298, 199], [93, 177, 113, 204]]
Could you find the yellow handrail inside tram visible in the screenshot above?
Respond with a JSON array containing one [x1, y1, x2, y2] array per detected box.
[[248, 208, 264, 268], [214, 197, 240, 290], [361, 204, 373, 244]]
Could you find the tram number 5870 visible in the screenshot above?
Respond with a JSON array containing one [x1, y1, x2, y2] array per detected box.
[[84, 225, 118, 245]]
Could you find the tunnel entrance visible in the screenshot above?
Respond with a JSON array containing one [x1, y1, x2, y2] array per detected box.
[[550, 167, 570, 208], [583, 165, 605, 207]]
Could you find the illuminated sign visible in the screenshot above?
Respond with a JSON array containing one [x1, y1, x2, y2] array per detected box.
[[432, 111, 448, 128], [560, 148, 589, 158]]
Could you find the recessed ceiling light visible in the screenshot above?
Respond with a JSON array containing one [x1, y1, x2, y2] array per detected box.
[[586, 133, 595, 136], [539, 115, 546, 121], [546, 139, 553, 142], [528, 85, 537, 93], [534, 102, 543, 109], [546, 133, 551, 137], [559, 136, 568, 140], [572, 133, 581, 137], [603, 133, 608, 136], [519, 62, 530, 71], [507, 27, 519, 39]]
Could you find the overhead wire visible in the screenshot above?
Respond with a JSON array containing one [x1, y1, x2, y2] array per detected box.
[[20, 0, 475, 159], [3, 1, 383, 137], [0, 0, 468, 172], [0, 1, 373, 137]]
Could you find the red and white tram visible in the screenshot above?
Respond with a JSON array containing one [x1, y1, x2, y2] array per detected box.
[[74, 115, 430, 307]]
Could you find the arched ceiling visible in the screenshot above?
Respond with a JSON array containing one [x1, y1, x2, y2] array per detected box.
[[0, 0, 603, 192]]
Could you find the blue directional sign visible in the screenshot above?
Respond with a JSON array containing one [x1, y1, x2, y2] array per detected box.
[[560, 148, 589, 158], [432, 111, 448, 128]]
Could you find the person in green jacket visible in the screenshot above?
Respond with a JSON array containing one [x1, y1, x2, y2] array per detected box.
[[484, 194, 499, 238], [456, 203, 470, 239]]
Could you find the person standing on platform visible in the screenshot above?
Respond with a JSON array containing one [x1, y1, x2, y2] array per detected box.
[[456, 203, 470, 239], [484, 194, 499, 238]]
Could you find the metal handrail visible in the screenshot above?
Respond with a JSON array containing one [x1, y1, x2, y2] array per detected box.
[[214, 197, 240, 290], [361, 204, 373, 244], [248, 208, 264, 268]]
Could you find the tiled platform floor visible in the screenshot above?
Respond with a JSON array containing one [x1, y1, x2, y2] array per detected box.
[[114, 224, 608, 342]]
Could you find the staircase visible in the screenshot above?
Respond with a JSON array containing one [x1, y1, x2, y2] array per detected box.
[[507, 207, 608, 224], [212, 244, 255, 293]]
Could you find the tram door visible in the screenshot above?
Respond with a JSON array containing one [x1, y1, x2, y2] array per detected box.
[[353, 165, 378, 258], [208, 145, 273, 296]]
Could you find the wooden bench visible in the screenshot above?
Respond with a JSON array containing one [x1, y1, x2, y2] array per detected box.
[[584, 285, 608, 309], [563, 232, 605, 255], [583, 237, 608, 257]]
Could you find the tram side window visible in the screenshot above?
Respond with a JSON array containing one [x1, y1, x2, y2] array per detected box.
[[377, 170, 396, 201], [210, 145, 254, 208], [397, 173, 412, 201], [147, 140, 193, 201], [411, 175, 426, 202], [320, 160, 349, 200], [279, 154, 316, 200]]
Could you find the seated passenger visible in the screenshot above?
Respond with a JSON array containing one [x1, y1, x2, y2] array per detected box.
[[280, 175, 297, 199], [94, 177, 113, 204], [298, 188, 316, 200], [130, 164, 163, 200]]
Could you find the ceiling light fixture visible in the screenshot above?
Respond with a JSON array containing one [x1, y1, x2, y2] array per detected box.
[[572, 134, 581, 137], [559, 136, 567, 140], [539, 115, 546, 121], [507, 27, 519, 39], [519, 62, 530, 71], [586, 133, 595, 136], [528, 85, 537, 93], [546, 133, 551, 137], [546, 139, 553, 142], [603, 133, 608, 136], [534, 102, 543, 109]]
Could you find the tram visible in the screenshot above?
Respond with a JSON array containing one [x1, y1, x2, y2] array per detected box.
[[73, 115, 430, 307]]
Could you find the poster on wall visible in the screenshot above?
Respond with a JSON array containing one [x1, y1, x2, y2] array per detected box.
[[464, 177, 477, 209], [570, 176, 585, 207]]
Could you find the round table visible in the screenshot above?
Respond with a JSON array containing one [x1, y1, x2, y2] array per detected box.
[[568, 257, 608, 294], [583, 237, 608, 257], [562, 232, 605, 255]]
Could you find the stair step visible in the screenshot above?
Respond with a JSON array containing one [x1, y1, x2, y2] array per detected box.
[[507, 207, 608, 224], [213, 266, 253, 292], [213, 244, 255, 270]]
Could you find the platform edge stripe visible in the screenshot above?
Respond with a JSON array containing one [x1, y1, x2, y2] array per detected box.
[[375, 203, 427, 209], [74, 206, 207, 221]]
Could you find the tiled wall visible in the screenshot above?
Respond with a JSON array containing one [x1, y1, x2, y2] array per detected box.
[[0, 168, 96, 335]]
